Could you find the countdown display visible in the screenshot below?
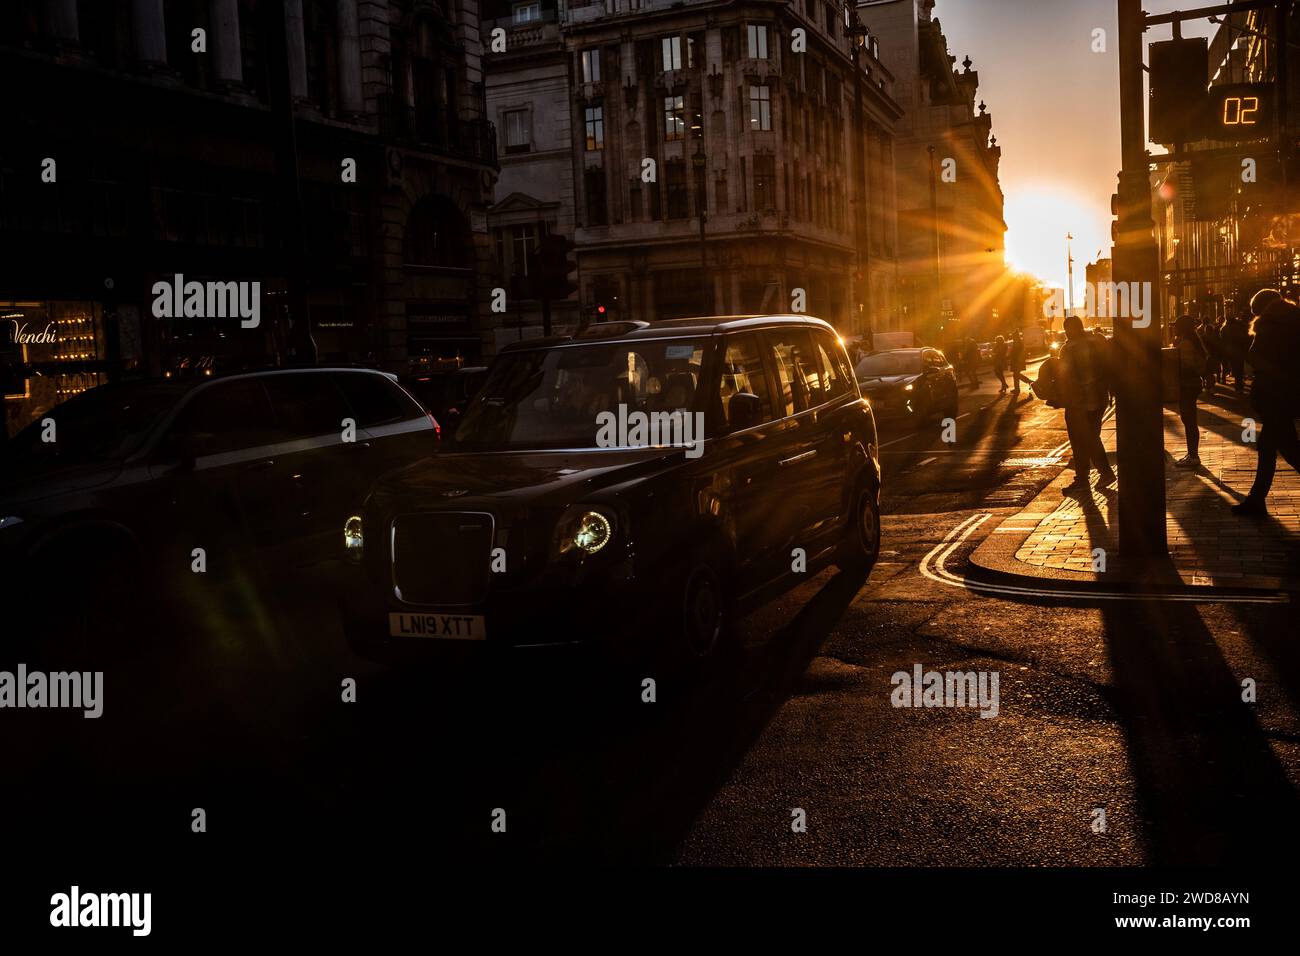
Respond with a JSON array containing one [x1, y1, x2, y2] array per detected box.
[[1202, 83, 1274, 142]]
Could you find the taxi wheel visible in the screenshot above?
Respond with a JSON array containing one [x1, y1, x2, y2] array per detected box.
[[679, 557, 734, 666], [836, 480, 881, 577]]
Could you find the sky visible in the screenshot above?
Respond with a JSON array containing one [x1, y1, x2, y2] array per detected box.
[[932, 0, 1216, 297]]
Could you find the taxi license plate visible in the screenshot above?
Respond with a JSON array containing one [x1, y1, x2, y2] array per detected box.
[[388, 612, 486, 641]]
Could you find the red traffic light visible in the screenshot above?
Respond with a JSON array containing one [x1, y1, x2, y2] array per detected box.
[[596, 304, 606, 315]]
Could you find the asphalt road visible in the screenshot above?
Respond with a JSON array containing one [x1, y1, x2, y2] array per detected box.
[[9, 357, 1300, 868]]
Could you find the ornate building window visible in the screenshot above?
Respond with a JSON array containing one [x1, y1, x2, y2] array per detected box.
[[664, 95, 685, 141], [749, 85, 771, 132], [585, 104, 604, 150], [581, 48, 601, 83]]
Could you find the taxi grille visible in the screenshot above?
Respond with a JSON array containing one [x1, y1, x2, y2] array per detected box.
[[391, 512, 494, 606]]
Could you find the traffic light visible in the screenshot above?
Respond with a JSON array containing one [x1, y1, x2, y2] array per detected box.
[[536, 233, 578, 301], [1148, 37, 1208, 146]]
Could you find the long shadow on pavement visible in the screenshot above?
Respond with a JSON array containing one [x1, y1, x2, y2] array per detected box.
[[1099, 597, 1300, 864]]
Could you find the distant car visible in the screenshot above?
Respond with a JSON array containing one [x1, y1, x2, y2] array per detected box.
[[338, 315, 882, 669], [0, 367, 438, 655], [854, 348, 959, 422], [401, 366, 488, 436]]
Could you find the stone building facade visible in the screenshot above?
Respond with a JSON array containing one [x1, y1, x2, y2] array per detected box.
[[505, 0, 904, 335], [859, 0, 1006, 343], [481, 0, 580, 344], [1, 0, 499, 436]]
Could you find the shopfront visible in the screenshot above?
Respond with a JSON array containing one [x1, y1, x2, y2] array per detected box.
[[2, 299, 137, 439]]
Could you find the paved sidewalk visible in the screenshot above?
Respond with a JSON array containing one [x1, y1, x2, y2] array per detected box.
[[971, 389, 1300, 592]]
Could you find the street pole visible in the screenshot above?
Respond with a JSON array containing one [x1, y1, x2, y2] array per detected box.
[[851, 13, 870, 336], [928, 144, 940, 337], [1066, 232, 1074, 317], [1114, 0, 1169, 563], [694, 138, 707, 313]]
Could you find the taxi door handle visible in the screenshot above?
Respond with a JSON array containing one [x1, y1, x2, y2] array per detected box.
[[779, 450, 818, 467]]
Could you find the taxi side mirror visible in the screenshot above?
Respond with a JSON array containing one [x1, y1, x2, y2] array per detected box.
[[728, 392, 764, 432]]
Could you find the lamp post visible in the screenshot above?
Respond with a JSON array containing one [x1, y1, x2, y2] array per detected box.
[[1066, 232, 1075, 319]]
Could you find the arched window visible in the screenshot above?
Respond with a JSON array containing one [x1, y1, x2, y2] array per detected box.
[[404, 196, 469, 268]]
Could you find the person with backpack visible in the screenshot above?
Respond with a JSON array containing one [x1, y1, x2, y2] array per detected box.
[[1232, 289, 1300, 515], [1058, 315, 1116, 493], [1172, 314, 1208, 469]]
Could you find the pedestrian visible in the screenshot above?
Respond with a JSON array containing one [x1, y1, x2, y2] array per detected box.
[[1223, 313, 1250, 394], [1059, 315, 1116, 493], [963, 337, 981, 387], [1009, 330, 1031, 394], [1172, 314, 1207, 469], [1232, 289, 1300, 516], [992, 335, 1008, 393], [1200, 317, 1224, 389]]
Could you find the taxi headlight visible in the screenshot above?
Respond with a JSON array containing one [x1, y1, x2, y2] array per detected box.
[[557, 508, 614, 555], [343, 515, 364, 557]]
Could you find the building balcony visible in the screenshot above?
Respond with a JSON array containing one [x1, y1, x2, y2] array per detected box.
[[377, 96, 498, 167]]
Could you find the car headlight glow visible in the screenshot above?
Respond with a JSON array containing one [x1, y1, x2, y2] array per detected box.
[[0, 516, 23, 532], [343, 515, 364, 553], [573, 511, 612, 553], [903, 383, 914, 392]]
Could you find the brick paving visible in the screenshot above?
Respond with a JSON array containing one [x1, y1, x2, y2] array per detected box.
[[1010, 390, 1300, 588]]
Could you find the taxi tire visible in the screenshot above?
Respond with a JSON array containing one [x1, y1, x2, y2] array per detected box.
[[675, 548, 738, 673], [836, 479, 881, 578]]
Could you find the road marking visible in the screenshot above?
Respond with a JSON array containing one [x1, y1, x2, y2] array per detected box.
[[918, 513, 1289, 605], [918, 456, 938, 466]]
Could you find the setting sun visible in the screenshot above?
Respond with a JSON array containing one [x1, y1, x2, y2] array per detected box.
[[1004, 187, 1110, 297]]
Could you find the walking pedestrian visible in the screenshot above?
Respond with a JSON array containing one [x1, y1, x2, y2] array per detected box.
[[1172, 314, 1207, 469], [1059, 315, 1116, 493], [1009, 330, 1031, 394], [1199, 317, 1223, 390], [963, 337, 981, 387], [1223, 314, 1250, 394], [992, 335, 1008, 393], [1232, 289, 1300, 516]]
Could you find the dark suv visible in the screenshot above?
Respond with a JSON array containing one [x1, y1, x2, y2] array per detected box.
[[0, 367, 437, 652], [339, 316, 882, 668]]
